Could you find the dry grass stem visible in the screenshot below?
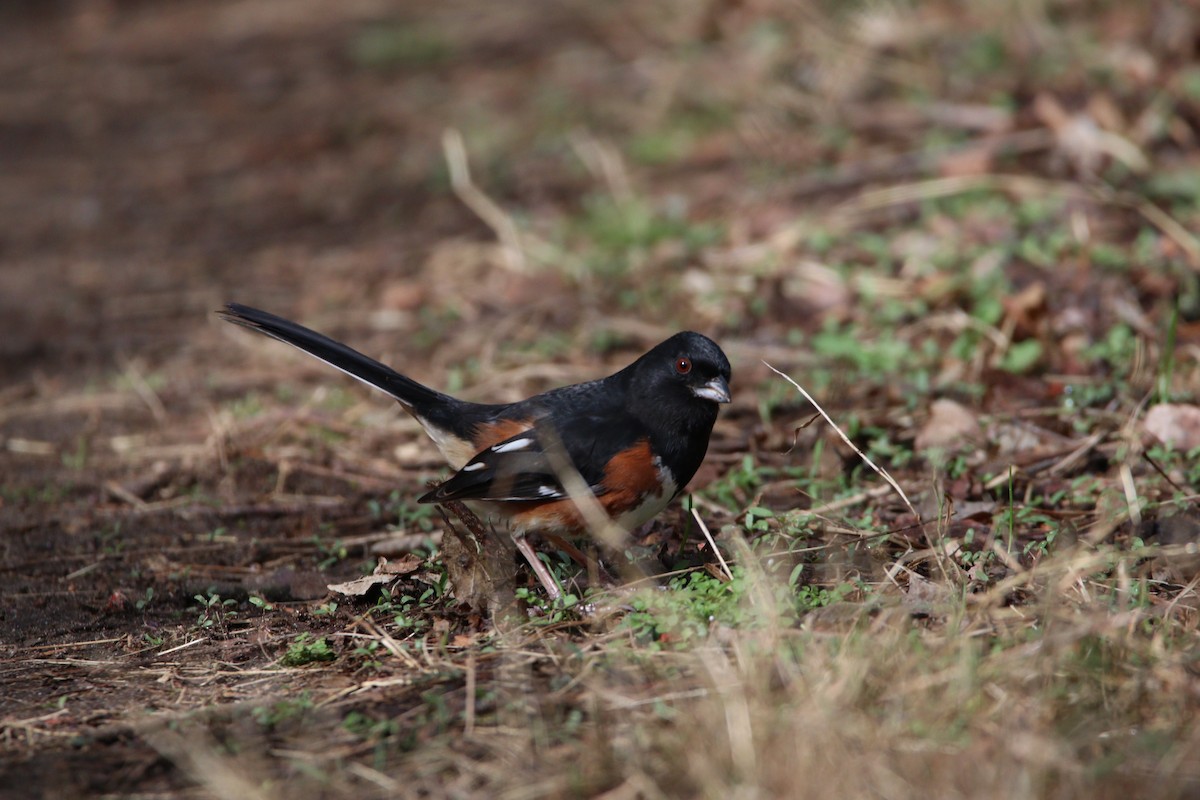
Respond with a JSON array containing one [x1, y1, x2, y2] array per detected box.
[[763, 360, 919, 522], [691, 506, 733, 580]]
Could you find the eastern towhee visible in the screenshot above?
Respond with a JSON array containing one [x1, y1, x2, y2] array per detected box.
[[218, 303, 731, 599]]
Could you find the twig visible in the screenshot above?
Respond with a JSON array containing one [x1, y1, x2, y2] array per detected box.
[[1141, 450, 1189, 495], [691, 507, 733, 580], [104, 480, 149, 509]]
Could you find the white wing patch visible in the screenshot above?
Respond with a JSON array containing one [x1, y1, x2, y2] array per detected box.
[[491, 437, 534, 453], [536, 485, 563, 498], [461, 461, 487, 472]]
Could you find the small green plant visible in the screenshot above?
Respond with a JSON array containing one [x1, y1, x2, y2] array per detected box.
[[313, 533, 349, 570], [792, 581, 854, 611], [955, 528, 997, 581], [998, 339, 1043, 374], [1084, 323, 1138, 374], [372, 587, 433, 630], [623, 567, 754, 645], [1189, 448, 1200, 489], [573, 195, 721, 277], [349, 23, 452, 70], [343, 711, 402, 765], [368, 490, 437, 533], [0, 483, 69, 504], [135, 587, 154, 611], [282, 633, 336, 666], [227, 392, 264, 419], [62, 437, 88, 470], [98, 523, 125, 556], [1157, 301, 1179, 404], [865, 430, 915, 468], [744, 506, 774, 535], [191, 592, 237, 630], [702, 454, 771, 510], [756, 377, 802, 425], [352, 640, 385, 672], [1022, 528, 1059, 558], [251, 693, 314, 729], [516, 586, 581, 623], [248, 595, 274, 611]]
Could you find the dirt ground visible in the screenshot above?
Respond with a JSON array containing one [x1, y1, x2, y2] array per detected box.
[[3, 2, 1200, 799]]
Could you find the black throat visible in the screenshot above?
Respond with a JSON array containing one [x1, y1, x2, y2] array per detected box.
[[625, 377, 720, 490]]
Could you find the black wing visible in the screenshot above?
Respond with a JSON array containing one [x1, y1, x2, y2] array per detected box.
[[417, 430, 577, 503], [417, 411, 637, 504]]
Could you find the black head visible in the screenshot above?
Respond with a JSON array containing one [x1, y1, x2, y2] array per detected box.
[[627, 331, 732, 411], [618, 331, 730, 484]]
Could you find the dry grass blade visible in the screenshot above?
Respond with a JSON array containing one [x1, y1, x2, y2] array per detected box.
[[832, 172, 1200, 269], [831, 174, 1089, 220], [762, 360, 920, 524], [119, 356, 168, 423], [442, 128, 528, 273], [146, 725, 279, 800], [690, 506, 733, 580], [538, 423, 647, 581]]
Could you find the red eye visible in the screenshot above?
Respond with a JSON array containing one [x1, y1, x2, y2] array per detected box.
[[675, 357, 692, 374]]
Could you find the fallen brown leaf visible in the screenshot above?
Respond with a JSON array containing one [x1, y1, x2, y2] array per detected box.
[[327, 555, 422, 596], [915, 399, 980, 452], [1144, 404, 1200, 451]]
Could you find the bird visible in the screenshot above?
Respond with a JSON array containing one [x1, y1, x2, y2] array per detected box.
[[217, 303, 731, 600]]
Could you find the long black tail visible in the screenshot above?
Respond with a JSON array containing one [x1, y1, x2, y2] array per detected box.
[[218, 303, 455, 415]]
